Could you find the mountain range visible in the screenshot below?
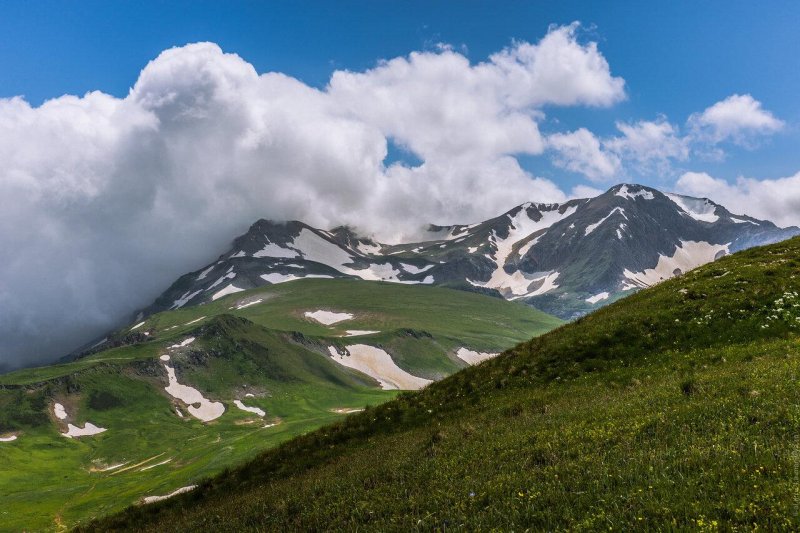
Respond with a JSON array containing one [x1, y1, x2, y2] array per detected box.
[[144, 183, 799, 320], [2, 182, 798, 530], [83, 227, 800, 531]]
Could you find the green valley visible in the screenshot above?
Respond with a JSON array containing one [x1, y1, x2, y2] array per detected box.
[[82, 237, 800, 531], [0, 280, 559, 531]]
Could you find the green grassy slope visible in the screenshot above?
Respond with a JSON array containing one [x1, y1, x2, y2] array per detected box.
[[0, 280, 559, 531], [84, 237, 800, 531]]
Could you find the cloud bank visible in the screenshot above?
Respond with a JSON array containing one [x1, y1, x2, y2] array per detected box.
[[0, 24, 627, 368], [547, 95, 785, 182], [676, 171, 800, 228]]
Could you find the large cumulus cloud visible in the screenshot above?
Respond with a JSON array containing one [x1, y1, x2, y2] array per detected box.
[[0, 24, 626, 369]]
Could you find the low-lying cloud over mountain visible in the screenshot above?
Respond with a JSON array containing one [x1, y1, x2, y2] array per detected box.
[[0, 23, 797, 369]]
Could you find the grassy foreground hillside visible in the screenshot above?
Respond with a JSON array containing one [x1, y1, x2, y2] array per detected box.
[[0, 280, 559, 531], [85, 237, 800, 531]]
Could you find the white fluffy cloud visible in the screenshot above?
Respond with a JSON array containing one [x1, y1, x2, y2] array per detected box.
[[546, 128, 621, 181], [675, 171, 800, 228], [688, 94, 784, 146], [0, 25, 625, 368], [550, 94, 784, 182], [606, 117, 689, 166]]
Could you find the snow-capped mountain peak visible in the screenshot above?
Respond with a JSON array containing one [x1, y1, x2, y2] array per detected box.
[[143, 184, 799, 320]]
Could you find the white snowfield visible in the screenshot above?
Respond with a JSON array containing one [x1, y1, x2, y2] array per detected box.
[[254, 241, 300, 259], [163, 365, 225, 422], [171, 289, 202, 309], [0, 435, 18, 442], [586, 292, 610, 304], [615, 184, 655, 200], [54, 403, 68, 420], [665, 193, 719, 223], [455, 347, 499, 365], [62, 422, 107, 438], [356, 241, 382, 255], [623, 240, 729, 288], [398, 275, 434, 285], [169, 337, 195, 349], [260, 272, 333, 284], [251, 229, 438, 285], [159, 354, 171, 362], [185, 316, 206, 326], [234, 400, 266, 417], [400, 263, 435, 275], [207, 271, 236, 291], [212, 283, 245, 301], [305, 310, 353, 325], [327, 345, 432, 390], [236, 298, 263, 310], [344, 330, 380, 336], [294, 229, 403, 282], [142, 485, 197, 505], [130, 321, 145, 331], [585, 207, 627, 236], [469, 205, 576, 298], [332, 407, 364, 414], [516, 234, 543, 259], [196, 265, 214, 281], [730, 216, 758, 225], [471, 270, 560, 300]]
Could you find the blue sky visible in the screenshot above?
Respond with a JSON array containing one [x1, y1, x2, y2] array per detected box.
[[1, 1, 798, 190]]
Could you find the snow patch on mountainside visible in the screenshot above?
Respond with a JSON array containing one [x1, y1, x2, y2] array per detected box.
[[0, 435, 18, 442], [62, 422, 107, 439], [196, 265, 214, 280], [292, 229, 404, 282], [260, 273, 333, 284], [211, 284, 245, 301], [143, 486, 197, 505], [236, 298, 263, 310], [469, 270, 560, 299], [615, 184, 654, 200], [327, 345, 432, 390], [253, 241, 300, 259], [207, 271, 236, 291], [665, 193, 719, 223], [305, 310, 353, 325], [234, 400, 265, 417], [397, 275, 435, 285], [510, 271, 560, 300], [171, 289, 202, 309], [163, 365, 225, 422], [471, 206, 575, 297], [455, 347, 499, 365], [356, 241, 382, 255], [54, 403, 68, 420], [400, 263, 435, 274], [585, 207, 627, 236], [586, 292, 609, 304], [168, 337, 195, 349], [623, 240, 729, 288]]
